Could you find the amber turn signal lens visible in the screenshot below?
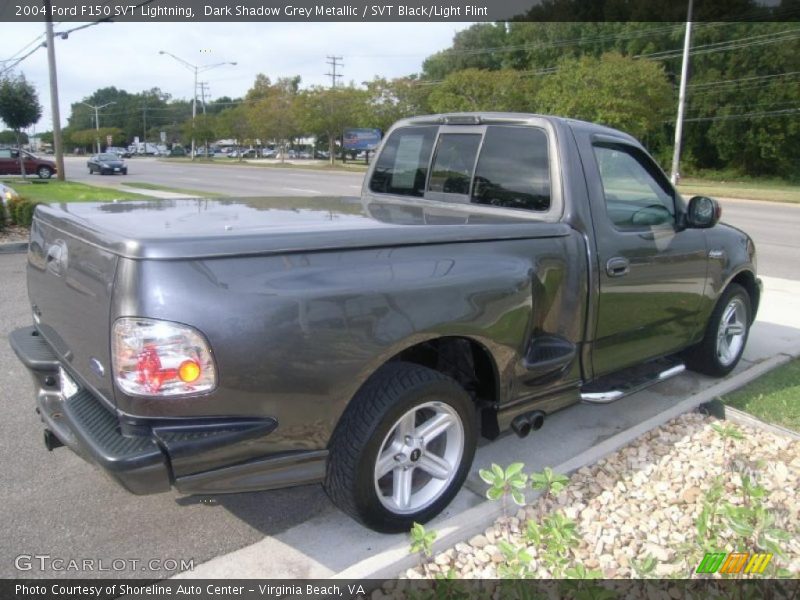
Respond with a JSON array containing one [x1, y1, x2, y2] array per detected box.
[[178, 360, 201, 383]]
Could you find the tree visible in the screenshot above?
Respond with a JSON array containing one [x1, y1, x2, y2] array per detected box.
[[0, 74, 42, 177], [428, 69, 539, 113], [536, 52, 672, 142], [247, 77, 302, 163], [364, 76, 433, 133], [217, 105, 252, 160], [296, 86, 369, 165]]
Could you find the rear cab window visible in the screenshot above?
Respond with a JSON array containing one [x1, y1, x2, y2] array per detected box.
[[368, 123, 554, 215]]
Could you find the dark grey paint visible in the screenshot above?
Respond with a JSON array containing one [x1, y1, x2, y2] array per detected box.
[[19, 113, 759, 494]]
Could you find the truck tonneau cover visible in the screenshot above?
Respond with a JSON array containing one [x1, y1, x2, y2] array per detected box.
[[34, 196, 571, 260]]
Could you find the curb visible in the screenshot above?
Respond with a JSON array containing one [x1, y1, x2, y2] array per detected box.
[[723, 405, 800, 441], [0, 242, 27, 254], [333, 352, 796, 580]]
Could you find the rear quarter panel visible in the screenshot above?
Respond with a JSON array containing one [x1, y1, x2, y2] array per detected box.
[[112, 232, 586, 453]]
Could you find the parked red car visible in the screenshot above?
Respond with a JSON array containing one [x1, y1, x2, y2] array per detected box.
[[0, 148, 57, 179]]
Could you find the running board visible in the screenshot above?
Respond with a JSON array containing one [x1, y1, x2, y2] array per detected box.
[[580, 357, 686, 404]]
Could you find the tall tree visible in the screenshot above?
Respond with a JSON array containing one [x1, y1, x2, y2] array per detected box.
[[247, 77, 302, 163], [428, 69, 539, 113], [296, 86, 368, 165], [0, 74, 42, 177]]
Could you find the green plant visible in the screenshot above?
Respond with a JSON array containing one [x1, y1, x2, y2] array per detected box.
[[409, 522, 437, 577], [497, 539, 534, 578], [17, 199, 41, 227], [525, 512, 580, 577], [479, 462, 527, 515], [630, 554, 657, 578], [563, 563, 604, 579], [711, 422, 744, 469], [529, 467, 570, 517]]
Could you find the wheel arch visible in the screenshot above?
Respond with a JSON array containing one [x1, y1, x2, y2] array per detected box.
[[727, 269, 760, 323], [348, 335, 502, 441]]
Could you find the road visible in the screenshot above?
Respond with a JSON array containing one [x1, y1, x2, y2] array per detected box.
[[61, 157, 798, 279], [63, 156, 364, 198]]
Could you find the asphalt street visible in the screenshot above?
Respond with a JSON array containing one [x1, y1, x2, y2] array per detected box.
[[0, 159, 797, 578], [63, 156, 365, 198], [60, 156, 798, 279]]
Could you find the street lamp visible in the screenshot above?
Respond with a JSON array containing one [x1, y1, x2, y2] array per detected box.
[[82, 101, 116, 154], [158, 51, 236, 160]]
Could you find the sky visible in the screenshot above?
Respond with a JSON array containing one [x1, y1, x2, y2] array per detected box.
[[1, 21, 472, 132]]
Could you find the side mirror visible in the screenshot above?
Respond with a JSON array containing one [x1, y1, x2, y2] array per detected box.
[[686, 196, 721, 228]]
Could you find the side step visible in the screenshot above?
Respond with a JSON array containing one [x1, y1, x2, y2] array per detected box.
[[580, 356, 686, 404]]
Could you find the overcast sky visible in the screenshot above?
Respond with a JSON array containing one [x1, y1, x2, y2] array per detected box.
[[2, 21, 472, 132]]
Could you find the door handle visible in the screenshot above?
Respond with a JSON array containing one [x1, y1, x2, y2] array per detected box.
[[606, 257, 630, 277]]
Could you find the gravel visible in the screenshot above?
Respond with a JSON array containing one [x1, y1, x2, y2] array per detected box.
[[0, 224, 29, 244], [400, 413, 799, 579]]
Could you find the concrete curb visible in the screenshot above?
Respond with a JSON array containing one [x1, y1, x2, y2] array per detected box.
[[333, 352, 796, 580], [0, 242, 27, 254], [723, 405, 800, 441]]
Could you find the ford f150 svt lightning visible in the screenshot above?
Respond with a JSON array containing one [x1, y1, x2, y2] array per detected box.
[[10, 113, 760, 532]]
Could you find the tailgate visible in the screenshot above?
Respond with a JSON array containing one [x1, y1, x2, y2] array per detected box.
[[27, 214, 118, 409]]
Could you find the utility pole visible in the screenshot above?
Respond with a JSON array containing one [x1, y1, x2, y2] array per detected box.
[[82, 101, 115, 154], [43, 0, 65, 180], [142, 99, 147, 152], [325, 55, 343, 88], [670, 0, 694, 186], [158, 51, 235, 161], [198, 82, 210, 115]]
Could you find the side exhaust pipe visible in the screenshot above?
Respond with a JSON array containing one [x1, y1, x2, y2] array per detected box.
[[510, 410, 546, 438], [43, 429, 63, 451]]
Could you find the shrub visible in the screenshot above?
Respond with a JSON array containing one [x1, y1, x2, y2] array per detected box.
[[9, 197, 42, 227]]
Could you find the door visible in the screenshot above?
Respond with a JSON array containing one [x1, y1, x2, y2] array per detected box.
[[584, 140, 708, 376], [0, 148, 13, 175]]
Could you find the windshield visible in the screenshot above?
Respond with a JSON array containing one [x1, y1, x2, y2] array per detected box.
[[98, 154, 120, 161]]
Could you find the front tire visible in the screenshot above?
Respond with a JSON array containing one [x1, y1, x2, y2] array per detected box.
[[324, 362, 476, 533], [685, 283, 751, 376], [37, 166, 52, 179]]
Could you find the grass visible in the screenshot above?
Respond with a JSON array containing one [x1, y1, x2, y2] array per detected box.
[[721, 359, 800, 431], [678, 177, 800, 204], [1, 179, 146, 203], [120, 181, 221, 197]]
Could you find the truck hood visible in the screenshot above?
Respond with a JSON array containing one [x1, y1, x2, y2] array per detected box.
[[34, 196, 569, 260]]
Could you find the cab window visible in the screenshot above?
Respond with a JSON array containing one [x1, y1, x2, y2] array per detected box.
[[427, 134, 482, 196], [471, 126, 550, 212], [368, 126, 437, 197], [593, 144, 675, 229]]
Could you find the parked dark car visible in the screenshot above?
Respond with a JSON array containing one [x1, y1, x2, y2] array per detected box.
[[87, 153, 128, 175], [11, 113, 760, 533], [0, 148, 57, 179]]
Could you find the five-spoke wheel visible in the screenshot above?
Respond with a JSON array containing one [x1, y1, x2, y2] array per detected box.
[[324, 362, 476, 532]]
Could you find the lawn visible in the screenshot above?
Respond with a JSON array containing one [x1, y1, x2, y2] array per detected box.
[[678, 177, 800, 204], [3, 179, 147, 203], [721, 358, 800, 431]]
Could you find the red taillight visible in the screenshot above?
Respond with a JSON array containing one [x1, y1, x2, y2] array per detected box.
[[114, 318, 216, 397], [135, 347, 203, 392]]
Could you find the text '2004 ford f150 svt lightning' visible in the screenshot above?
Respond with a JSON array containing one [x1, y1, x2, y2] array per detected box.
[[11, 113, 760, 532]]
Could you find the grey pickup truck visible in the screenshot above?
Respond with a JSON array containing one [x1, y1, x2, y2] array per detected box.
[[11, 113, 760, 532]]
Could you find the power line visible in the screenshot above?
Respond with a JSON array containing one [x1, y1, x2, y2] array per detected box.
[[670, 108, 800, 123], [325, 55, 343, 88]]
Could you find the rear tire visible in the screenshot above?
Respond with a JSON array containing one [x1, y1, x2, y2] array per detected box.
[[685, 283, 751, 377], [324, 361, 476, 533]]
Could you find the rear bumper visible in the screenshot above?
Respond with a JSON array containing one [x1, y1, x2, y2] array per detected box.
[[9, 326, 326, 496]]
